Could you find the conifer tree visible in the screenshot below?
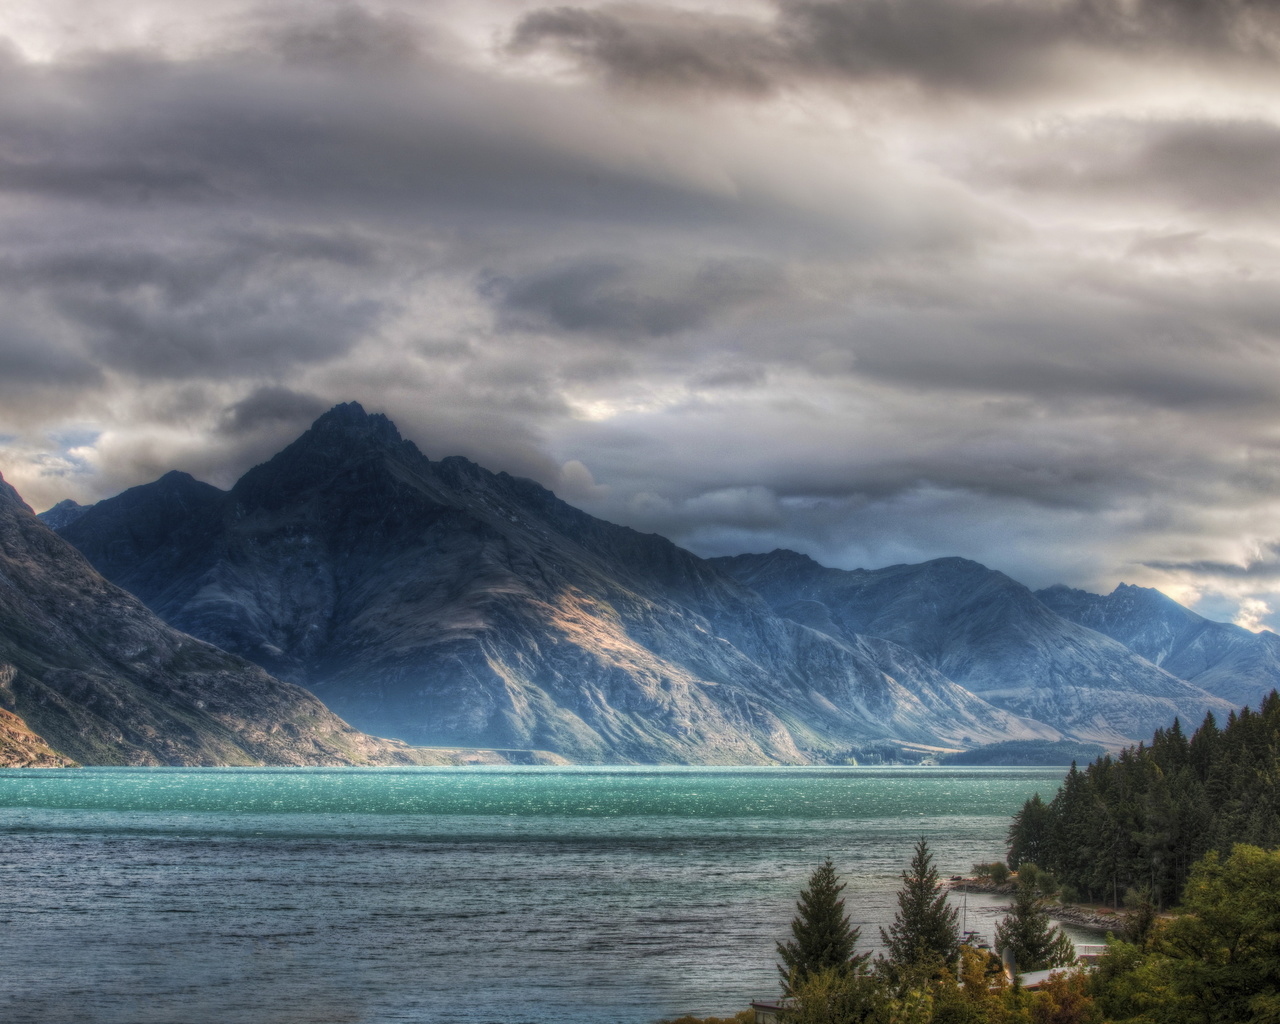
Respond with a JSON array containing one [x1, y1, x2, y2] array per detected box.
[[994, 879, 1076, 974], [880, 837, 960, 969], [1007, 793, 1052, 870], [777, 859, 869, 994]]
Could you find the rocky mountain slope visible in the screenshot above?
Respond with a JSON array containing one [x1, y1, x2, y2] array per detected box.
[[38, 498, 92, 531], [0, 705, 72, 767], [0, 471, 456, 767], [712, 550, 1235, 745], [1037, 582, 1280, 711], [48, 403, 1051, 762]]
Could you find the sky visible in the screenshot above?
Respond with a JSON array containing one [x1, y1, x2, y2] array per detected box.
[[2, 0, 1280, 628]]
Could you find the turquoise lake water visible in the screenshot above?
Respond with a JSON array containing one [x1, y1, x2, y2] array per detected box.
[[0, 765, 1069, 1024]]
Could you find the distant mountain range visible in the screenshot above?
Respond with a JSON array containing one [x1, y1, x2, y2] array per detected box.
[[1036, 582, 1280, 710], [8, 402, 1272, 765], [712, 551, 1239, 746]]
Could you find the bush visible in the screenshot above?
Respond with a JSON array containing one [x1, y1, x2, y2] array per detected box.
[[973, 861, 1010, 883]]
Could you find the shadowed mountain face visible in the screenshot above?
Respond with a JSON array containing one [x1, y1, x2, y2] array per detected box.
[[0, 471, 441, 767], [51, 404, 1050, 762], [1037, 582, 1280, 711], [712, 550, 1235, 746], [37, 498, 92, 531]]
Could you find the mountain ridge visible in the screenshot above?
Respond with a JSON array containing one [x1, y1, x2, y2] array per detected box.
[[1037, 581, 1280, 711], [47, 402, 1055, 763], [712, 549, 1236, 745]]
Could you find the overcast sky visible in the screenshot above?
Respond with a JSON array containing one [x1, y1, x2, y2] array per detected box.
[[2, 0, 1279, 627]]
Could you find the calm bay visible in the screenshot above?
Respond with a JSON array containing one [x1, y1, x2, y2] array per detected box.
[[0, 765, 1070, 1024]]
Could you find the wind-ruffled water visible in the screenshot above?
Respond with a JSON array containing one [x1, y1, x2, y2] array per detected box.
[[1, 766, 1067, 1024]]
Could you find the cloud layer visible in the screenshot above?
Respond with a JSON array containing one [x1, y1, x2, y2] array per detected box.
[[2, 0, 1280, 628]]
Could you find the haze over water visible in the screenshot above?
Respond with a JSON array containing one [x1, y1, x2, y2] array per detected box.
[[1, 766, 1067, 1024]]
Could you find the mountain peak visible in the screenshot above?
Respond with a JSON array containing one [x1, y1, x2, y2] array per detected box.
[[308, 402, 402, 446], [231, 403, 416, 509], [36, 497, 94, 531]]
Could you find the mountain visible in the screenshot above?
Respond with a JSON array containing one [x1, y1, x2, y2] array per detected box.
[[37, 498, 93, 531], [1036, 582, 1280, 711], [711, 550, 1235, 746], [49, 403, 1051, 763], [0, 470, 452, 767]]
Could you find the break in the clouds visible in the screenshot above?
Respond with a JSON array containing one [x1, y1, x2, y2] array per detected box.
[[2, 0, 1280, 632]]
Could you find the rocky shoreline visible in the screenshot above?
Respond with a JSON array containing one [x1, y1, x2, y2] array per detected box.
[[946, 878, 1124, 933]]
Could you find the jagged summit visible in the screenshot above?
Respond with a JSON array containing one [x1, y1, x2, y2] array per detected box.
[[230, 403, 421, 513], [307, 401, 404, 445]]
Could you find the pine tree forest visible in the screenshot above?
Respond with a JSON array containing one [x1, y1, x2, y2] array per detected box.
[[1007, 689, 1280, 908]]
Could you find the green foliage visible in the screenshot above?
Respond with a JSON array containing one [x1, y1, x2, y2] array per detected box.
[[881, 838, 961, 969], [1027, 970, 1100, 1024], [778, 859, 871, 995], [1089, 845, 1280, 1024], [1006, 692, 1280, 907], [974, 861, 1011, 884], [1156, 844, 1280, 1023], [994, 881, 1077, 974], [783, 966, 898, 1024], [785, 946, 1097, 1024], [660, 1014, 754, 1024], [1016, 864, 1059, 899], [1120, 886, 1158, 949], [930, 945, 1013, 1024], [1008, 796, 1053, 870]]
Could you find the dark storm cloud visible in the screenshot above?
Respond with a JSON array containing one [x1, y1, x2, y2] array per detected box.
[[513, 0, 1280, 96], [0, 160, 214, 204], [482, 256, 785, 339], [0, 231, 385, 378], [1145, 540, 1280, 582], [0, 325, 102, 396], [4, 229, 377, 298], [217, 387, 331, 435], [591, 411, 1161, 514], [0, 44, 764, 242], [265, 6, 430, 69], [510, 6, 783, 94], [842, 307, 1280, 410], [988, 119, 1280, 216]]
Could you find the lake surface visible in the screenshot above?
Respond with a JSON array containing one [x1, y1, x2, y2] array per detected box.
[[0, 765, 1070, 1024]]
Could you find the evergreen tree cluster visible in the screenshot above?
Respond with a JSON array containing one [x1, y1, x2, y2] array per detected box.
[[759, 844, 1280, 1024], [1007, 690, 1280, 907]]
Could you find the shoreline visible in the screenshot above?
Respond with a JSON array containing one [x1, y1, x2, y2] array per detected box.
[[946, 877, 1124, 933]]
